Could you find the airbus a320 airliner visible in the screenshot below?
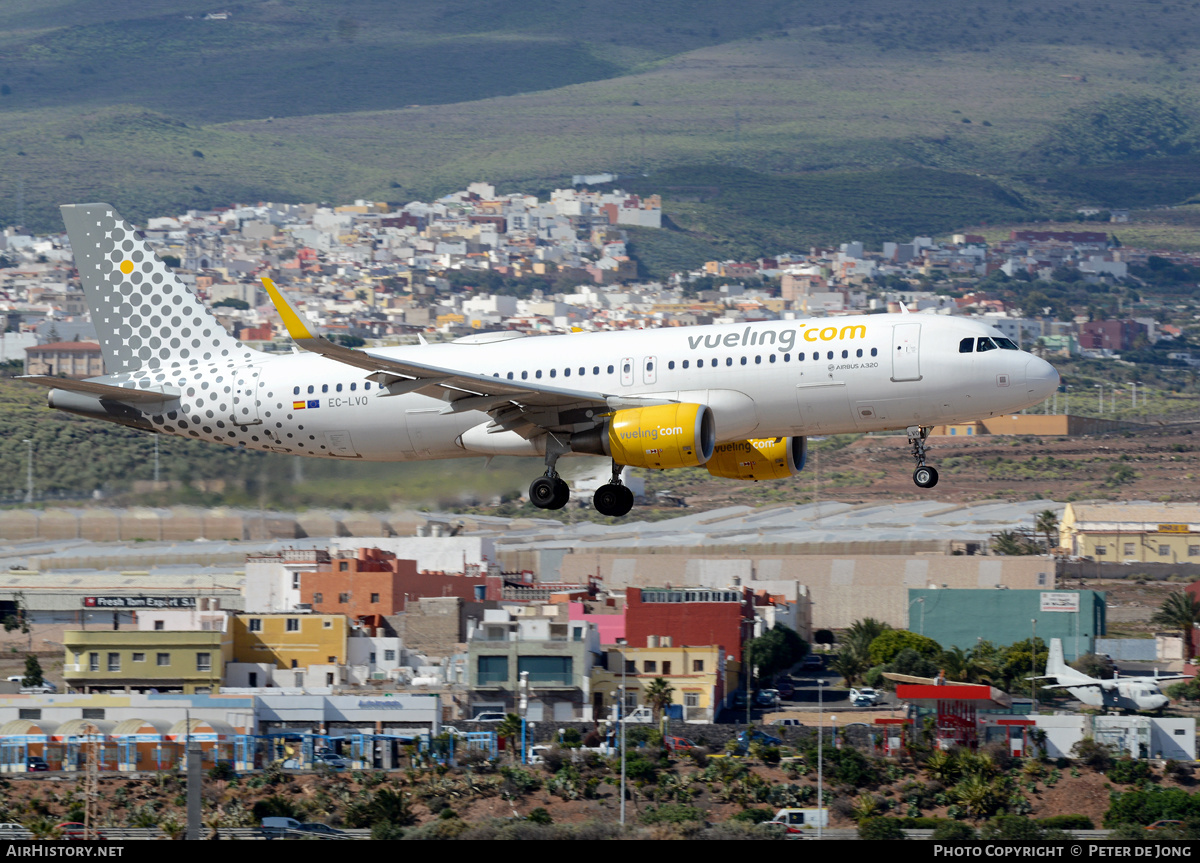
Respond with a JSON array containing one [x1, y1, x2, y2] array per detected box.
[[22, 203, 1060, 517]]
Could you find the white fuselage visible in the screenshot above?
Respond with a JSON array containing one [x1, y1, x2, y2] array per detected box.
[[139, 313, 1058, 462]]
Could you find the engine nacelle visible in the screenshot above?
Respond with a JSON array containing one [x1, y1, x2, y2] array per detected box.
[[705, 436, 807, 481], [573, 403, 715, 469]]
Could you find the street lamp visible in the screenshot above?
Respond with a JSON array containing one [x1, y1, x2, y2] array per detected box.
[[816, 679, 826, 840], [615, 636, 628, 826]]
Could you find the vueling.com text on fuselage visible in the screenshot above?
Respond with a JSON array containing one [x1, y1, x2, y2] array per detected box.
[[685, 324, 867, 353]]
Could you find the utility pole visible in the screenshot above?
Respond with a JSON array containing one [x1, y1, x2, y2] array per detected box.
[[22, 439, 33, 504]]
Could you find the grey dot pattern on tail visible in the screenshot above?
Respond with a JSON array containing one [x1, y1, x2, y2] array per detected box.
[[61, 203, 255, 374]]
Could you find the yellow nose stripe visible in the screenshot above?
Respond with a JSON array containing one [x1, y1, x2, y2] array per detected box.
[[119, 260, 134, 274]]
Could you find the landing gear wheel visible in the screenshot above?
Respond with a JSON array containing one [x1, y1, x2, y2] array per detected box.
[[593, 484, 634, 517], [913, 466, 939, 489], [530, 476, 570, 509]]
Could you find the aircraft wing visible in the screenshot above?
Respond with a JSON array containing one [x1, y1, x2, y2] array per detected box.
[[263, 277, 673, 436]]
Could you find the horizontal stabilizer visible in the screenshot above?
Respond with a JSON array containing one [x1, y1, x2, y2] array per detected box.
[[19, 376, 180, 404]]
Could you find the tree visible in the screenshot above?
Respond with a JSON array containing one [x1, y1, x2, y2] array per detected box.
[[212, 298, 250, 310], [744, 624, 809, 686], [868, 630, 942, 666], [1035, 510, 1060, 551], [644, 677, 675, 725], [496, 713, 523, 762], [21, 655, 43, 688], [1151, 592, 1200, 661], [992, 530, 1038, 555]]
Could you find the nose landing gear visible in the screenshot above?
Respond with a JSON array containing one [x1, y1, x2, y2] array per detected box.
[[907, 425, 939, 489], [593, 461, 634, 517]]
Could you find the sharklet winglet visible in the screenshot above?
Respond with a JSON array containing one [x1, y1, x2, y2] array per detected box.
[[261, 276, 318, 341]]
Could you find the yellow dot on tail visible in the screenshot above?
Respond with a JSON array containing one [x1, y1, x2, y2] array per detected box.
[[119, 260, 134, 274]]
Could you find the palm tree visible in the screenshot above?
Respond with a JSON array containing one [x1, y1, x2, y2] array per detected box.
[[644, 677, 675, 725], [1151, 592, 1200, 661], [496, 713, 523, 762], [1035, 510, 1060, 552]]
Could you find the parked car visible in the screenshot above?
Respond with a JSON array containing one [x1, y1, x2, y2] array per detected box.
[[754, 689, 780, 707], [0, 823, 27, 837], [470, 712, 507, 723], [729, 691, 750, 710], [800, 655, 823, 671], [298, 822, 348, 838], [773, 679, 795, 699], [26, 756, 49, 772], [850, 687, 882, 707], [313, 753, 350, 769], [664, 736, 697, 752], [767, 717, 805, 728], [55, 822, 104, 840], [1146, 820, 1186, 831], [260, 816, 303, 839], [724, 728, 784, 756]]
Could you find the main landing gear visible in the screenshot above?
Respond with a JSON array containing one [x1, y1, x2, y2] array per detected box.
[[907, 425, 939, 489], [528, 474, 570, 509], [527, 456, 634, 517], [529, 434, 571, 510], [593, 461, 634, 518]]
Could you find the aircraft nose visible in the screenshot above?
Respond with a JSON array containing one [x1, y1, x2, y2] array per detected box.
[[1025, 356, 1059, 403]]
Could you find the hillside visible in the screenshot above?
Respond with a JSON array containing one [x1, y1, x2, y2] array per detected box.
[[0, 742, 1191, 839], [3, 1, 1200, 232]]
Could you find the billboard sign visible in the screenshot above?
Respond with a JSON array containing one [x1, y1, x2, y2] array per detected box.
[[1040, 592, 1079, 613], [83, 597, 197, 609]]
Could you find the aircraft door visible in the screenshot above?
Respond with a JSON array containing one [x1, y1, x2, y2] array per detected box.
[[891, 323, 922, 382], [642, 356, 657, 386], [230, 366, 263, 427], [620, 357, 634, 386]]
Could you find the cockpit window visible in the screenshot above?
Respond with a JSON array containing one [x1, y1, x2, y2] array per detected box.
[[959, 338, 974, 353], [976, 337, 998, 352], [994, 337, 1019, 350]]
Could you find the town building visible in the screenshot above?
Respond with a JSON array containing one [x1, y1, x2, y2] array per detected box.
[[23, 341, 104, 377], [908, 588, 1106, 661], [591, 644, 736, 723], [1059, 502, 1200, 563], [62, 628, 233, 694], [230, 612, 350, 689], [624, 586, 757, 663], [467, 606, 602, 721]]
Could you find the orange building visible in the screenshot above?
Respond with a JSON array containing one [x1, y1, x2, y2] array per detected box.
[[298, 548, 485, 619]]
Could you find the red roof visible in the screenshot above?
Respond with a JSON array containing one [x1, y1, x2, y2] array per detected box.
[[26, 341, 102, 352]]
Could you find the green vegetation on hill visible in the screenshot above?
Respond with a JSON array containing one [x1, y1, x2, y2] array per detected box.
[[4, 1, 1200, 243], [0, 379, 533, 509], [617, 165, 1038, 273]]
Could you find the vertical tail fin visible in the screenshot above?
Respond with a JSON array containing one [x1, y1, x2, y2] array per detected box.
[[1045, 638, 1068, 678], [60, 203, 258, 375]]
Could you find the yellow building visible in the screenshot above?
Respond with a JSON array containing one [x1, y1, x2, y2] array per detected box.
[[63, 630, 232, 694], [1060, 502, 1200, 563], [591, 645, 739, 723], [231, 613, 348, 670]]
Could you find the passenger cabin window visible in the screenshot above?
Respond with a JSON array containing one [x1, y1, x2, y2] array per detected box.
[[959, 338, 974, 353], [976, 337, 998, 352]]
